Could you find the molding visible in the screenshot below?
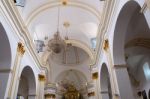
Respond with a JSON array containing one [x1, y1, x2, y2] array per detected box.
[[0, 69, 12, 73], [38, 74, 46, 81], [125, 38, 150, 49], [114, 64, 127, 69], [140, 1, 148, 13]]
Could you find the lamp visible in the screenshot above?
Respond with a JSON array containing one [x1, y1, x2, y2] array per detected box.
[[48, 6, 65, 54]]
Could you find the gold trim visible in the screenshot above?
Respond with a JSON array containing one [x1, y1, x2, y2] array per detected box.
[[17, 42, 25, 55], [92, 72, 98, 80], [38, 74, 46, 81], [88, 91, 95, 97], [103, 39, 109, 51], [45, 93, 56, 98]]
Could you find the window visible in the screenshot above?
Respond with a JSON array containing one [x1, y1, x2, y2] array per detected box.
[[14, 0, 25, 7], [91, 38, 97, 49], [143, 62, 150, 80]]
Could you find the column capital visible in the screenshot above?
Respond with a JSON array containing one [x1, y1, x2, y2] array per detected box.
[[17, 42, 25, 56], [88, 91, 95, 97], [103, 39, 109, 51], [45, 93, 56, 98], [92, 72, 98, 80], [38, 74, 46, 81]]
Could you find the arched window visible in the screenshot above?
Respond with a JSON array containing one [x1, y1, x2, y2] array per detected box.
[[91, 38, 96, 49], [143, 62, 150, 81], [14, 0, 25, 7]]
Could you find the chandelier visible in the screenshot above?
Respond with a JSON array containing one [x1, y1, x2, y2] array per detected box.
[[48, 6, 65, 54]]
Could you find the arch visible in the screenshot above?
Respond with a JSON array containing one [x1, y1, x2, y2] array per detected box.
[[0, 22, 11, 69], [42, 39, 94, 66], [25, 1, 101, 26], [17, 66, 36, 99], [100, 63, 112, 99], [113, 1, 144, 65], [55, 69, 87, 83], [0, 22, 12, 98]]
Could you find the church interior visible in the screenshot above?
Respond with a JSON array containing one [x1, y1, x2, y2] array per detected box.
[[0, 0, 150, 99]]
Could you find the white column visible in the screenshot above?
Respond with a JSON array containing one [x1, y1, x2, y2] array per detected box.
[[0, 69, 12, 99], [7, 42, 25, 99], [28, 95, 37, 99], [44, 84, 56, 99], [92, 71, 100, 99], [101, 91, 109, 99], [114, 65, 134, 99], [38, 74, 46, 99]]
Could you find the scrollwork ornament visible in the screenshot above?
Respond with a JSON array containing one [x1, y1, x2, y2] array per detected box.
[[17, 42, 25, 55]]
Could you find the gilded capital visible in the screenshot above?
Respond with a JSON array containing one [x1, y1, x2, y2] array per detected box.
[[92, 72, 98, 80], [103, 39, 109, 51], [38, 74, 46, 81], [45, 94, 55, 98], [88, 92, 95, 97], [17, 42, 25, 55]]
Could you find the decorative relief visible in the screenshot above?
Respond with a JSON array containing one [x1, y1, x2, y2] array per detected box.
[[88, 91, 95, 97], [92, 72, 98, 80], [45, 93, 55, 98], [103, 39, 109, 51], [38, 74, 46, 81], [125, 38, 150, 49], [17, 42, 25, 55]]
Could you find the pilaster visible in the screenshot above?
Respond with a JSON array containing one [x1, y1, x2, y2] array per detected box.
[[7, 42, 25, 99], [38, 74, 46, 99]]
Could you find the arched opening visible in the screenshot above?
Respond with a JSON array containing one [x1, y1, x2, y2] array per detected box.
[[17, 66, 36, 99], [113, 1, 149, 65], [113, 0, 150, 98], [100, 63, 112, 99], [55, 69, 87, 99], [0, 22, 12, 98]]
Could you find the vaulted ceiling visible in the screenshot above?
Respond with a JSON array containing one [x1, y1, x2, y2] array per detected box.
[[17, 0, 105, 48]]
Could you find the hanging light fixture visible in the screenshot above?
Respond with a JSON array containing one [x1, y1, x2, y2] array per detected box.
[[48, 6, 65, 54]]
